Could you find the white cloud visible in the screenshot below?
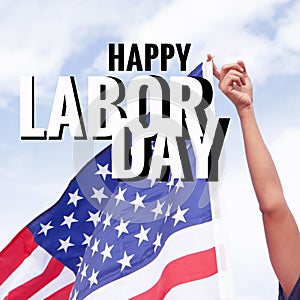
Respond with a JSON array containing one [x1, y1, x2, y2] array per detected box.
[[0, 96, 10, 109], [276, 2, 300, 52], [0, 0, 166, 104], [88, 0, 300, 86]]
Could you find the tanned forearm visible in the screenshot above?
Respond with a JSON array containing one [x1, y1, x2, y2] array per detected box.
[[239, 105, 300, 297], [238, 105, 285, 213]]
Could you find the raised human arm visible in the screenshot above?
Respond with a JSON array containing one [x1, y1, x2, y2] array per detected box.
[[210, 55, 300, 297]]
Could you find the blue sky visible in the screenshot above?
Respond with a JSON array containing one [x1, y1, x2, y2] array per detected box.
[[1, 0, 300, 299]]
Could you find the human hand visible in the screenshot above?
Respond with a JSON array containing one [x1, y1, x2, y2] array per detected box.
[[207, 54, 253, 115]]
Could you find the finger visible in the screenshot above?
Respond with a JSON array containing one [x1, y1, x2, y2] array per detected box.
[[221, 63, 244, 75], [221, 74, 243, 89], [237, 60, 248, 85], [220, 72, 244, 88], [237, 60, 246, 73], [227, 69, 246, 83], [233, 81, 243, 91]]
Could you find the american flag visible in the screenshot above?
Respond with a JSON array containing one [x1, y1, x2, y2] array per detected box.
[[0, 62, 222, 299]]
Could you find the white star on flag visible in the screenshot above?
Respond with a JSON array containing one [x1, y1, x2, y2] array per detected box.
[[88, 269, 99, 288], [80, 263, 89, 282], [166, 175, 175, 191], [82, 233, 92, 247], [71, 290, 79, 300], [76, 257, 83, 270], [86, 211, 101, 227], [60, 212, 78, 229], [57, 236, 74, 253], [91, 238, 100, 257], [114, 218, 130, 238], [95, 163, 112, 180], [134, 225, 151, 246], [38, 221, 54, 236], [130, 192, 146, 212], [67, 189, 83, 207], [100, 242, 114, 262], [175, 178, 184, 193], [172, 206, 189, 226], [151, 200, 164, 220], [153, 232, 162, 253], [91, 187, 108, 204], [114, 187, 127, 206], [117, 251, 134, 271], [102, 212, 113, 231]]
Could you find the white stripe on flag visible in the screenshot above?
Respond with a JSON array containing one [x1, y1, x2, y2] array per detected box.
[[0, 245, 51, 298], [0, 244, 75, 300], [29, 266, 75, 300], [85, 221, 215, 299]]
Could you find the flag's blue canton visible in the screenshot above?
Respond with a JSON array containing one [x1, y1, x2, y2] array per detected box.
[[65, 142, 212, 300], [189, 62, 203, 78], [27, 144, 211, 280], [27, 146, 115, 272]]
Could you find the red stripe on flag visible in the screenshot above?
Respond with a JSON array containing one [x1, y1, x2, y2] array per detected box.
[[4, 257, 65, 300], [130, 247, 217, 300], [0, 227, 38, 285], [45, 283, 74, 300]]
